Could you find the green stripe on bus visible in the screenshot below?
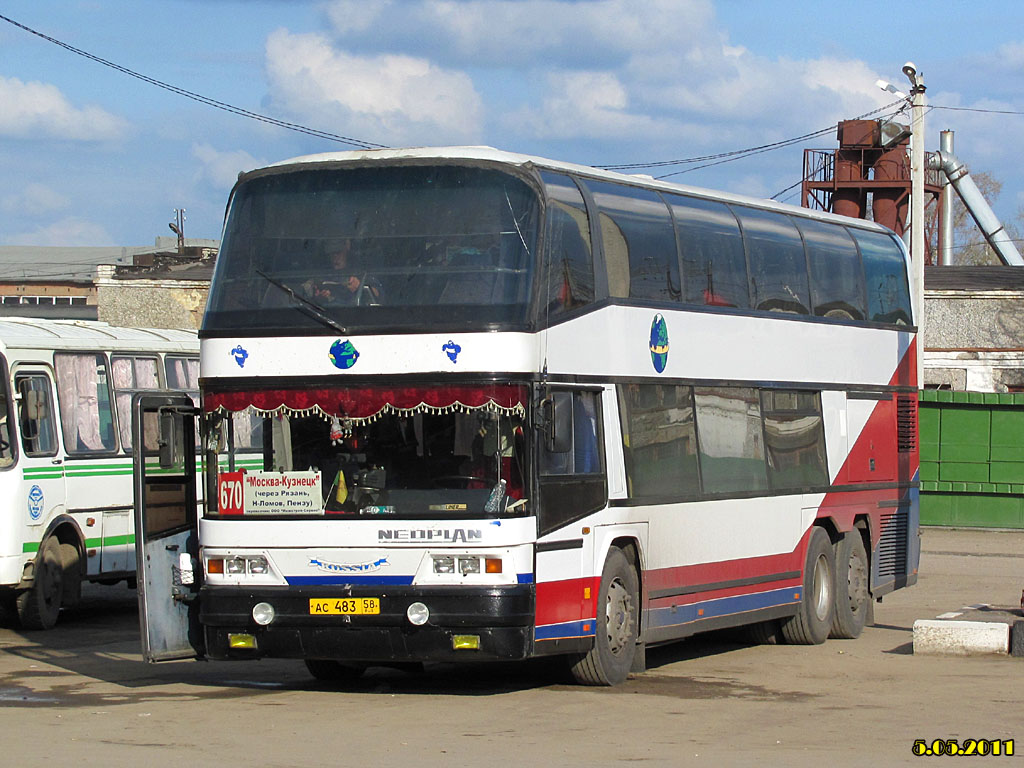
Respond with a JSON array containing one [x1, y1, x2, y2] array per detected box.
[[22, 542, 40, 554]]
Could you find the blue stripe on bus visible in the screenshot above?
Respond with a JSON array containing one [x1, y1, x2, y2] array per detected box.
[[286, 575, 415, 586], [286, 573, 535, 586], [647, 586, 800, 631], [535, 619, 596, 641]]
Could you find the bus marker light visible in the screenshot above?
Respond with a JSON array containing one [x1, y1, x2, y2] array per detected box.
[[452, 635, 480, 650], [407, 602, 430, 626], [485, 558, 502, 574], [584, 587, 591, 600], [252, 602, 275, 626], [207, 558, 224, 574], [228, 633, 257, 649]]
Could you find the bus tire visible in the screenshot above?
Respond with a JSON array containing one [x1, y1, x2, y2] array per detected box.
[[304, 659, 366, 682], [830, 528, 870, 639], [60, 542, 82, 608], [570, 547, 639, 686], [779, 527, 834, 645], [17, 537, 63, 630]]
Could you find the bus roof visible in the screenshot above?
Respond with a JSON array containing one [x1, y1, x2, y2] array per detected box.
[[258, 145, 900, 237], [0, 317, 198, 352]]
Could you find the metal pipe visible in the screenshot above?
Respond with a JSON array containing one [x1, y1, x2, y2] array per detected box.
[[939, 131, 955, 265], [927, 149, 1024, 266]]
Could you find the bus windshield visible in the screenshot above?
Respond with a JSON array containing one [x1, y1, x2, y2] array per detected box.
[[204, 164, 540, 334], [205, 383, 528, 519]]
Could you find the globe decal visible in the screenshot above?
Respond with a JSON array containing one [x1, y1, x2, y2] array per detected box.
[[649, 314, 669, 373], [329, 339, 360, 370]]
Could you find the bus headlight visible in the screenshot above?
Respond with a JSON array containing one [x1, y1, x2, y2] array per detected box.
[[432, 555, 455, 574], [407, 602, 430, 626], [459, 556, 481, 575]]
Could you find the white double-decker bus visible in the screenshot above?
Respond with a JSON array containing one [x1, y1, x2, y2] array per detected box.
[[134, 147, 919, 685]]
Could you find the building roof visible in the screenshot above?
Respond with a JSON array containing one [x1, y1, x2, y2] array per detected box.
[[925, 265, 1024, 291]]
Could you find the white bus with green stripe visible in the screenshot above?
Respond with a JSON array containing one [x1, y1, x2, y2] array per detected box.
[[0, 318, 198, 629]]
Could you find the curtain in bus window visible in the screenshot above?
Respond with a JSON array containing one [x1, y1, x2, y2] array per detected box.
[[666, 194, 750, 309], [166, 356, 199, 389], [761, 390, 828, 491], [618, 383, 699, 498], [694, 386, 768, 494], [54, 353, 116, 453], [796, 218, 866, 321], [852, 228, 912, 325], [112, 356, 161, 450], [540, 171, 594, 318], [584, 180, 679, 302], [732, 206, 810, 314]]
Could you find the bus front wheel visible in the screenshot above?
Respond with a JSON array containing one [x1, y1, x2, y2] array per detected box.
[[780, 527, 834, 645], [17, 537, 63, 630], [570, 547, 638, 686]]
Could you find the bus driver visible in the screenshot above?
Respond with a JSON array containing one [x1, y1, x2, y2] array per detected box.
[[305, 240, 380, 303]]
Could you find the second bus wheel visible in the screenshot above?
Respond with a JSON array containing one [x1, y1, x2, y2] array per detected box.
[[830, 528, 871, 639], [17, 537, 63, 630], [570, 547, 639, 686], [779, 526, 835, 645]]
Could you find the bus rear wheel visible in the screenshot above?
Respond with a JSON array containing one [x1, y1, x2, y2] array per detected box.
[[17, 537, 63, 630], [779, 527, 834, 645], [830, 528, 870, 639], [570, 547, 638, 686]]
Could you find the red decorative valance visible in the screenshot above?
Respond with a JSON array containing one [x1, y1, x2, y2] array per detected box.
[[204, 384, 527, 422]]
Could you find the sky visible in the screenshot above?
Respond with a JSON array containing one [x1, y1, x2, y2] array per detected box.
[[1, 0, 1023, 249]]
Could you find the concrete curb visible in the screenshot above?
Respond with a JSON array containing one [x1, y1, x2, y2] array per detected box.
[[913, 619, 1010, 656]]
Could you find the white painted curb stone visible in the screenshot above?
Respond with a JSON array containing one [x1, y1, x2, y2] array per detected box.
[[913, 620, 1009, 656]]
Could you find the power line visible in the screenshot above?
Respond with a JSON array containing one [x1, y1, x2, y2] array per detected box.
[[932, 104, 1024, 116], [596, 99, 908, 175], [0, 13, 387, 150]]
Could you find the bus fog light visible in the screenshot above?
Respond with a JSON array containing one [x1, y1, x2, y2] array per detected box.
[[227, 556, 246, 575], [432, 555, 455, 574], [458, 556, 480, 575], [252, 602, 275, 626], [407, 602, 430, 626]]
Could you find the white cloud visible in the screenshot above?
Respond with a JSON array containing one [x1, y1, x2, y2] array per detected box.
[[264, 28, 483, 144], [192, 143, 263, 189], [7, 217, 116, 247], [0, 76, 128, 141], [1, 183, 70, 216]]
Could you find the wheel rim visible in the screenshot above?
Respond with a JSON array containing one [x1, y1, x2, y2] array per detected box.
[[811, 553, 831, 622], [846, 546, 868, 614], [605, 577, 634, 655]]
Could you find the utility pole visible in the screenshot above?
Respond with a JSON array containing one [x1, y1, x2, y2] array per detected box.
[[904, 62, 926, 388]]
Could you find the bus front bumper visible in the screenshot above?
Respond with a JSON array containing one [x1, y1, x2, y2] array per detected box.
[[199, 584, 535, 663]]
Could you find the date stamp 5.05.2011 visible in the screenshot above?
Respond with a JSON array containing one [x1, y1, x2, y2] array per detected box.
[[912, 739, 1014, 757]]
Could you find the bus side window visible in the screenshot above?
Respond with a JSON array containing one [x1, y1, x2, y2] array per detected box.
[[54, 352, 118, 454], [16, 374, 57, 457], [540, 390, 602, 476], [540, 171, 595, 317]]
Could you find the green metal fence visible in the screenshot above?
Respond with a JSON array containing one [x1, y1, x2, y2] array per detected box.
[[918, 390, 1024, 528]]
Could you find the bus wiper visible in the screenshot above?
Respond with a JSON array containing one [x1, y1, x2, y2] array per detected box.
[[255, 269, 348, 335]]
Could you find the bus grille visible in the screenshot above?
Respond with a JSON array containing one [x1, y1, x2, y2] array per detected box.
[[897, 396, 917, 452], [876, 507, 910, 581]]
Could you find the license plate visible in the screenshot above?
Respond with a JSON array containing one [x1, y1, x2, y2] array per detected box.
[[309, 597, 380, 615]]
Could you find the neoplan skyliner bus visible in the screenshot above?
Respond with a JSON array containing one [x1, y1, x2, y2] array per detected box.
[[134, 146, 919, 685], [0, 318, 198, 629]]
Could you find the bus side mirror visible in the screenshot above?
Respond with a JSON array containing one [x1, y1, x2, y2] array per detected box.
[[545, 392, 572, 454]]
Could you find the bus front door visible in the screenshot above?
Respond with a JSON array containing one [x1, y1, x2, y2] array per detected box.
[[131, 392, 204, 662]]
